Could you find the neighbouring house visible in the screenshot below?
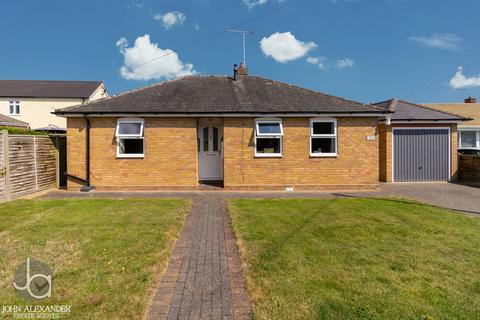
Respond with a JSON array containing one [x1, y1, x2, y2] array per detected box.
[[375, 99, 469, 182], [426, 97, 480, 151], [0, 113, 29, 129], [0, 80, 108, 131], [55, 67, 392, 191]]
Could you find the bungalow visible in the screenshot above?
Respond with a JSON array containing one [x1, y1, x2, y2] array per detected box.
[[54, 67, 468, 191]]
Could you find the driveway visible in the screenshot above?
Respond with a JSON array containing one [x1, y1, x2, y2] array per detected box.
[[338, 183, 480, 215]]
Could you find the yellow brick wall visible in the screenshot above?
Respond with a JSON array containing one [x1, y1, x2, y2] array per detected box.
[[379, 123, 458, 182], [223, 117, 379, 190], [66, 118, 87, 189], [67, 117, 198, 190]]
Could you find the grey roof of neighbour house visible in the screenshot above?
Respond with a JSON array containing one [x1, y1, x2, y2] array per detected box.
[[374, 99, 470, 121], [0, 80, 103, 99], [54, 75, 389, 115], [0, 114, 29, 128]]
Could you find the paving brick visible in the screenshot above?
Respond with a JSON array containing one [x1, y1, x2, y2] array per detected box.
[[147, 195, 252, 320]]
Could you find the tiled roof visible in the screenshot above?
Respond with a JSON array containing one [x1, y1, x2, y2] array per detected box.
[[0, 114, 29, 128], [55, 75, 388, 115], [0, 80, 103, 99], [374, 99, 470, 121]]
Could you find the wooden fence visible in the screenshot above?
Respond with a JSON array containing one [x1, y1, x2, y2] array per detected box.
[[459, 154, 480, 183], [0, 130, 66, 202]]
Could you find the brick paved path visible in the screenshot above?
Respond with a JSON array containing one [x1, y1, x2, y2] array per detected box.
[[147, 195, 252, 320]]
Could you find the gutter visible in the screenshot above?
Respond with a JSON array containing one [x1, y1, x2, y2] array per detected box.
[[52, 111, 393, 118], [380, 119, 471, 124]]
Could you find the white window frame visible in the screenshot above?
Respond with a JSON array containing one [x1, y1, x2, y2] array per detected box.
[[9, 100, 20, 115], [116, 118, 145, 158], [310, 118, 338, 157], [458, 128, 480, 150], [254, 118, 283, 157]]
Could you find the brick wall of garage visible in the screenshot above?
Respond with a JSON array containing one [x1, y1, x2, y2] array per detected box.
[[66, 117, 198, 190], [223, 117, 380, 190], [378, 123, 458, 182]]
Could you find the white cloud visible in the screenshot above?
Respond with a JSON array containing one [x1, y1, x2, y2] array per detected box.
[[450, 67, 480, 89], [243, 0, 268, 8], [127, 0, 145, 9], [306, 56, 328, 70], [154, 11, 186, 29], [336, 58, 355, 69], [194, 23, 200, 31], [243, 0, 286, 9], [260, 32, 317, 63], [116, 35, 195, 81], [409, 33, 462, 51]]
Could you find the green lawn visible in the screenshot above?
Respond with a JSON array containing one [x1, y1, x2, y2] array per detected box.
[[0, 198, 190, 319], [229, 198, 480, 320]]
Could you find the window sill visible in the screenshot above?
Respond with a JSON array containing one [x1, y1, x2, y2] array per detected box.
[[116, 155, 145, 159], [8, 114, 20, 116], [310, 154, 338, 158], [254, 154, 283, 158]]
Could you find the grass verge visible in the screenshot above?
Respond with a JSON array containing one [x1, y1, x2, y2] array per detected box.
[[0, 198, 190, 319], [229, 198, 480, 320]]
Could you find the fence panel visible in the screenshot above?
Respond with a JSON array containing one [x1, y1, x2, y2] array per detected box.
[[35, 136, 58, 190], [459, 154, 480, 183], [0, 131, 66, 202], [8, 135, 37, 198], [0, 134, 6, 201]]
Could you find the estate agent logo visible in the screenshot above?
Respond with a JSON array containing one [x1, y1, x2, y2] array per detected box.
[[13, 258, 52, 300], [2, 258, 70, 318]]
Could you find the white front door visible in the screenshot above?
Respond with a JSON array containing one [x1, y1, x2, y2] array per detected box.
[[198, 124, 223, 181]]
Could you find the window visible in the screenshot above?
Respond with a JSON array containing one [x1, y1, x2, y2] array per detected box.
[[255, 119, 283, 157], [203, 127, 209, 152], [9, 100, 20, 115], [116, 119, 145, 158], [310, 119, 337, 156], [459, 129, 480, 149], [212, 127, 219, 152]]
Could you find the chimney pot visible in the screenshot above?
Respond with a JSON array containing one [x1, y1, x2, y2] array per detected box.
[[465, 96, 477, 103]]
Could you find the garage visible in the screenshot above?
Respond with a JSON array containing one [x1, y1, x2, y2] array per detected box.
[[375, 99, 469, 183], [393, 128, 450, 182]]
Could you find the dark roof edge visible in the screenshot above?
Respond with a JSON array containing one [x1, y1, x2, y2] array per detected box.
[[386, 118, 472, 122], [53, 110, 392, 116]]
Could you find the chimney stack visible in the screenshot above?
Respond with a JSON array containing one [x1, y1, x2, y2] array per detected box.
[[465, 96, 477, 104], [236, 62, 248, 76]]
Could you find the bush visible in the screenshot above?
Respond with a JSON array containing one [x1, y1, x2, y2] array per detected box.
[[0, 126, 49, 135]]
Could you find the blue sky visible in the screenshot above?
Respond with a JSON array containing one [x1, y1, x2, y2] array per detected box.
[[1, 0, 480, 104]]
